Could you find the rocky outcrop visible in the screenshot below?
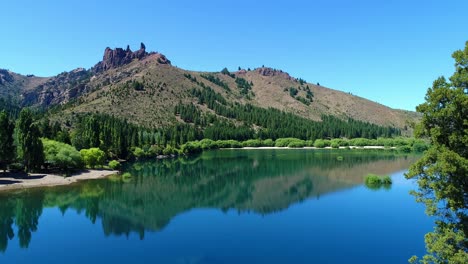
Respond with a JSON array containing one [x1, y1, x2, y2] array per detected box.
[[22, 67, 92, 107], [256, 67, 293, 81], [92, 43, 170, 73]]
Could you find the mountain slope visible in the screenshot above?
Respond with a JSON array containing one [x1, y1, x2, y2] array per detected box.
[[0, 43, 418, 134]]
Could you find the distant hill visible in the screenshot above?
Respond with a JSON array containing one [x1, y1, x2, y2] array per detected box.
[[0, 43, 418, 135]]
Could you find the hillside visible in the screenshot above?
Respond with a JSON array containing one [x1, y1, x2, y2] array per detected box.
[[0, 43, 418, 135]]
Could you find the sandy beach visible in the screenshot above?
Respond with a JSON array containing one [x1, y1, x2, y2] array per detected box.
[[0, 170, 118, 192]]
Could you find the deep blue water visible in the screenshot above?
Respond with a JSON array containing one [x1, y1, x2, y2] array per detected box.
[[0, 150, 433, 263]]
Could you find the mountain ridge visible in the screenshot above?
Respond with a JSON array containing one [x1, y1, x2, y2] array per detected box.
[[0, 43, 418, 134]]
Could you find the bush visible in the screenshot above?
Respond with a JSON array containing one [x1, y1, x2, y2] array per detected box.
[[330, 142, 340, 148], [350, 138, 370, 147], [42, 139, 83, 172], [314, 139, 329, 148], [180, 141, 202, 154], [80, 148, 106, 169], [133, 147, 145, 159], [398, 145, 412, 153], [242, 139, 263, 147], [162, 145, 177, 155], [199, 139, 218, 150], [217, 140, 242, 148], [365, 174, 382, 186], [382, 176, 392, 185], [262, 139, 275, 147], [108, 160, 121, 170], [365, 174, 392, 189], [288, 141, 305, 148], [275, 138, 300, 147]]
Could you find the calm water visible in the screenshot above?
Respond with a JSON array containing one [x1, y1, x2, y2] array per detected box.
[[0, 149, 433, 263]]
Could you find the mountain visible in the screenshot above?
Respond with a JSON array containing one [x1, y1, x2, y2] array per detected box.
[[0, 43, 418, 134]]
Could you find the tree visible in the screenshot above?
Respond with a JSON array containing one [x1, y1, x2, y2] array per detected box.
[[17, 109, 44, 173], [0, 111, 15, 171], [80, 148, 106, 169], [42, 139, 83, 174], [406, 41, 468, 263]]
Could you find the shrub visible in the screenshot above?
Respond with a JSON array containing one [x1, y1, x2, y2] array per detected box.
[[180, 141, 202, 154], [288, 141, 305, 148], [133, 147, 145, 159], [365, 174, 393, 189], [275, 138, 303, 147], [330, 142, 340, 148], [365, 174, 382, 186], [42, 139, 83, 172], [398, 145, 412, 153], [382, 176, 392, 185], [217, 140, 242, 148], [262, 139, 275, 147], [199, 139, 218, 150], [80, 148, 106, 169], [108, 160, 121, 170], [242, 139, 263, 147], [350, 138, 370, 147], [313, 139, 328, 148]]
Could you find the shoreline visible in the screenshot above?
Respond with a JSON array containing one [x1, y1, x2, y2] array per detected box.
[[0, 169, 118, 192], [224, 146, 397, 150]]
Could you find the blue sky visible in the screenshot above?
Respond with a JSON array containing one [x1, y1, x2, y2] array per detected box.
[[1, 0, 467, 111]]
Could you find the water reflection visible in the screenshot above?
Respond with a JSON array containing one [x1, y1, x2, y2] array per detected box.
[[0, 150, 419, 251]]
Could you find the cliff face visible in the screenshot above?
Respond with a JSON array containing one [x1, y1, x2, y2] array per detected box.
[[92, 43, 170, 73]]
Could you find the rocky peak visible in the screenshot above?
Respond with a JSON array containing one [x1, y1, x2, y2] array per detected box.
[[256, 67, 293, 81], [92, 42, 168, 73]]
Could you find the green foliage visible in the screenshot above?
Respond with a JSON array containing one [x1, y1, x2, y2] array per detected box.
[[80, 148, 106, 169], [289, 87, 298, 97], [275, 138, 301, 147], [381, 175, 392, 185], [133, 147, 145, 159], [313, 139, 330, 148], [262, 139, 275, 147], [242, 139, 263, 147], [215, 140, 242, 148], [406, 41, 468, 263], [108, 160, 121, 170], [412, 140, 429, 153], [235, 77, 253, 95], [0, 111, 15, 171], [288, 140, 305, 148], [42, 139, 83, 173], [199, 139, 218, 150], [364, 174, 392, 190], [200, 74, 230, 91], [365, 174, 382, 186], [398, 145, 412, 153], [17, 109, 44, 172], [180, 141, 202, 154]]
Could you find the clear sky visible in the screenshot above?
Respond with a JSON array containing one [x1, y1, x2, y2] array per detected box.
[[1, 0, 467, 111]]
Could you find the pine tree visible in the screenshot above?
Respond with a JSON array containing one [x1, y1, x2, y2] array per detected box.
[[0, 111, 15, 171], [17, 109, 44, 173]]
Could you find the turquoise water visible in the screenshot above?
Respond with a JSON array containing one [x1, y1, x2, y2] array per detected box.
[[0, 150, 433, 263]]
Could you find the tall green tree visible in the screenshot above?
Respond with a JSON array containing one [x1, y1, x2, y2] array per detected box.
[[407, 41, 468, 263], [17, 109, 44, 173], [0, 111, 15, 171]]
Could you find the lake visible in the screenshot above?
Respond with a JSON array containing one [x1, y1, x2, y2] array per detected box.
[[0, 149, 433, 263]]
